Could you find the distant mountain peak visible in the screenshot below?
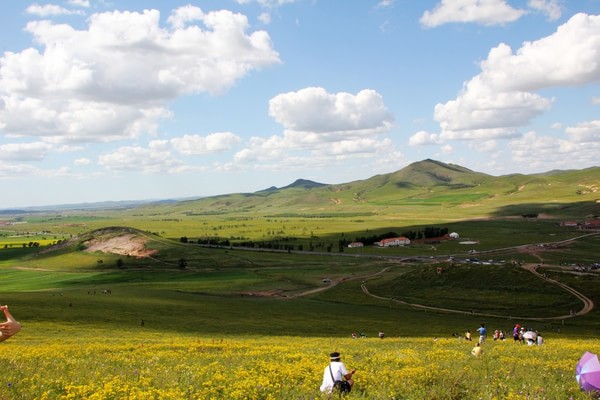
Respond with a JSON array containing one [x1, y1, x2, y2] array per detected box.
[[386, 159, 490, 188], [410, 159, 476, 173], [281, 179, 326, 190]]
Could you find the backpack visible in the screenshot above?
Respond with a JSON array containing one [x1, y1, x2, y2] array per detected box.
[[329, 365, 351, 394], [333, 379, 351, 393]]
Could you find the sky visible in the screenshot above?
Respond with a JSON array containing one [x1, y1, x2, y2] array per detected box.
[[0, 0, 599, 208]]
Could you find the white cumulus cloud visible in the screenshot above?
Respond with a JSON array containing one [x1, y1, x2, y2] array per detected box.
[[435, 13, 600, 141], [508, 131, 599, 171], [468, 139, 497, 152], [234, 135, 286, 164], [408, 130, 442, 146], [171, 132, 242, 155], [566, 120, 600, 143], [67, 0, 90, 7], [167, 5, 205, 29], [233, 87, 397, 169], [0, 142, 52, 161], [441, 144, 453, 154], [268, 87, 393, 139], [234, 0, 300, 6], [0, 7, 280, 144], [98, 143, 183, 174], [74, 157, 91, 166], [26, 4, 85, 17], [528, 0, 562, 21], [420, 0, 526, 28], [376, 0, 395, 8]]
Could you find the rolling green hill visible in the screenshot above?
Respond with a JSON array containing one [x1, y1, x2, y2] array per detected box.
[[2, 224, 599, 337], [1, 155, 599, 338], [2, 159, 597, 251], [135, 159, 599, 220]]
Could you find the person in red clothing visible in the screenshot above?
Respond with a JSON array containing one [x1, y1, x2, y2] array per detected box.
[[0, 305, 21, 342]]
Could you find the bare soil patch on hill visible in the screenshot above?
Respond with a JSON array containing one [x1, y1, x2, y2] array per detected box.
[[84, 233, 157, 258]]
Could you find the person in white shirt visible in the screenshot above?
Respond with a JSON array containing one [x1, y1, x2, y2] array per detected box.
[[471, 342, 483, 357], [320, 351, 356, 393]]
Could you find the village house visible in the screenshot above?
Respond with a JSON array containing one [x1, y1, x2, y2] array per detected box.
[[560, 220, 579, 227], [374, 237, 411, 247], [581, 220, 600, 230], [347, 242, 364, 248]]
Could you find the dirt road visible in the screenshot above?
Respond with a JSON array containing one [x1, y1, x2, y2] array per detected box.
[[359, 263, 595, 321]]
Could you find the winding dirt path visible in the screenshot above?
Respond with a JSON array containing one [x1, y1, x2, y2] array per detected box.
[[359, 263, 595, 321], [88, 228, 596, 321], [283, 267, 391, 299], [280, 253, 595, 321], [287, 232, 598, 321], [522, 264, 594, 317]]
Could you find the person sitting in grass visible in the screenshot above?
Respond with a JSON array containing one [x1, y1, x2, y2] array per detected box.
[[465, 329, 472, 341], [320, 351, 356, 394], [471, 342, 483, 357], [0, 305, 21, 342]]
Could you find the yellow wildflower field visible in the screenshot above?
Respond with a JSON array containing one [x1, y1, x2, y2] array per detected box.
[[1, 329, 599, 399]]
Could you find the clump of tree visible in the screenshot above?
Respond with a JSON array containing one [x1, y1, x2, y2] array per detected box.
[[351, 227, 449, 245], [235, 240, 297, 252], [521, 213, 539, 218], [197, 238, 230, 246]]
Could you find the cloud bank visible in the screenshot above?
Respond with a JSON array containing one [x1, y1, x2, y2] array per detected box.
[[0, 6, 280, 144], [434, 13, 600, 140]]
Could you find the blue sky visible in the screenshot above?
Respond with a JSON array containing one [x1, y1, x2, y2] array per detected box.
[[0, 0, 598, 208]]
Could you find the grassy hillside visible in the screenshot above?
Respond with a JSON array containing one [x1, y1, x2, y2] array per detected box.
[[121, 159, 599, 241], [1, 226, 599, 338], [0, 160, 598, 340], [2, 159, 597, 244]]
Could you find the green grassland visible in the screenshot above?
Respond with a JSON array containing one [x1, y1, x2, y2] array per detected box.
[[0, 160, 598, 340], [3, 160, 598, 245], [0, 225, 598, 339]]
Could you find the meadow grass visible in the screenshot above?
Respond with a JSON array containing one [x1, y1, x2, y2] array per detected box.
[[1, 326, 599, 400], [0, 227, 598, 338]]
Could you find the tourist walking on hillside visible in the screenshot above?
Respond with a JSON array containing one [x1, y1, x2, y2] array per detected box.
[[513, 324, 521, 342], [0, 305, 21, 342], [477, 323, 487, 344], [320, 352, 356, 394]]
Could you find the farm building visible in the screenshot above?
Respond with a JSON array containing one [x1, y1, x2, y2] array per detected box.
[[561, 221, 578, 227], [375, 237, 411, 247], [581, 220, 600, 230], [347, 242, 364, 248]]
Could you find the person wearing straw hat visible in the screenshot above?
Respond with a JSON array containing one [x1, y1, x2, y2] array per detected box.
[[0, 305, 21, 342], [320, 351, 356, 394]]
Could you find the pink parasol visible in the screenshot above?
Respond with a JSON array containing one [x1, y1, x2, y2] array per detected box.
[[576, 352, 600, 392]]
